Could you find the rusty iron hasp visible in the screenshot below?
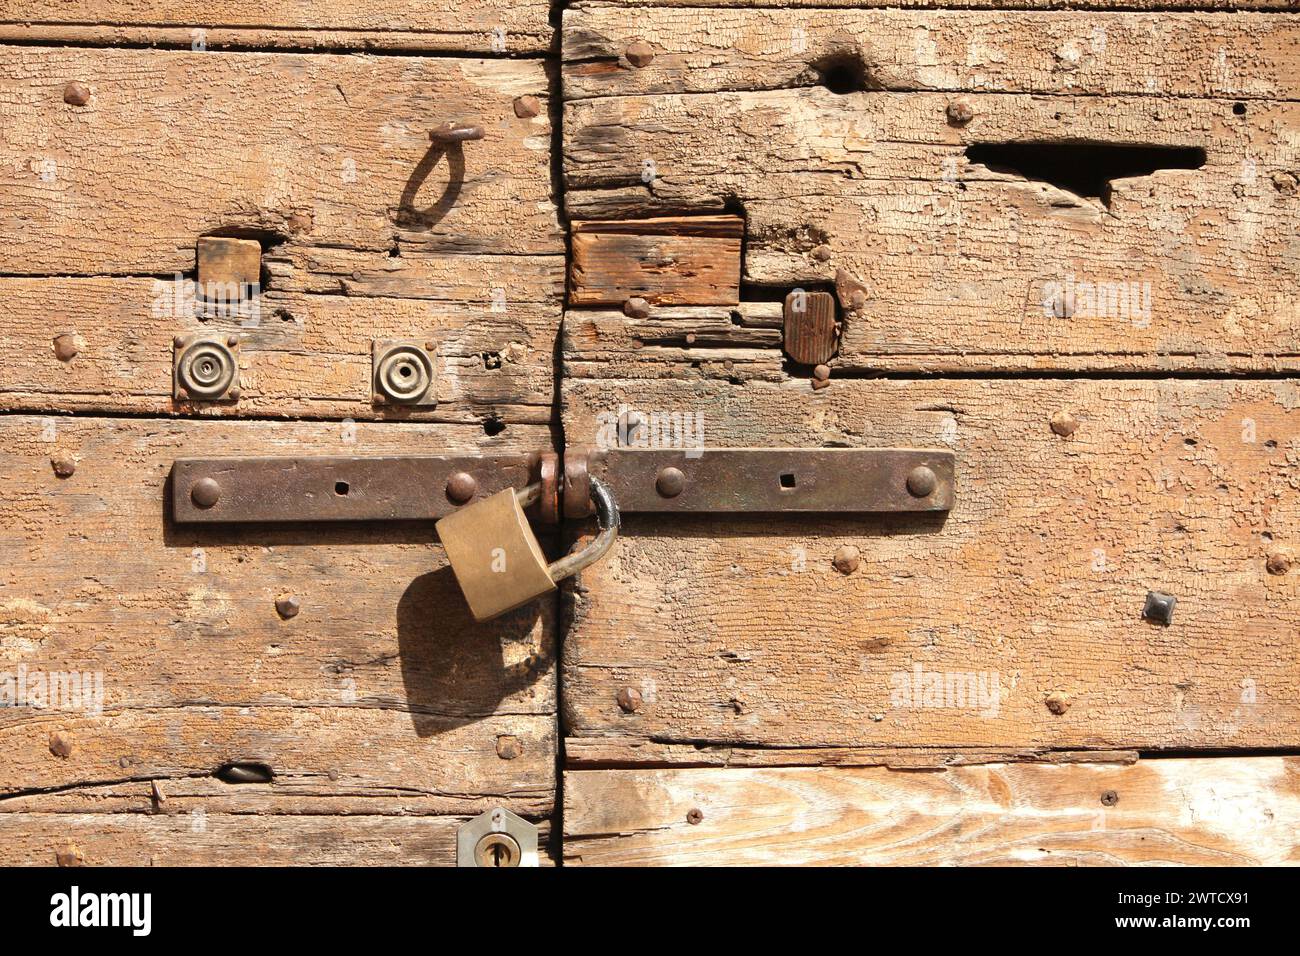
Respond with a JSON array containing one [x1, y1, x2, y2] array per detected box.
[[584, 448, 954, 514], [170, 455, 541, 524]]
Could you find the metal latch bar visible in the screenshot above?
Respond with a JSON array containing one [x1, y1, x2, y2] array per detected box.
[[169, 448, 954, 524]]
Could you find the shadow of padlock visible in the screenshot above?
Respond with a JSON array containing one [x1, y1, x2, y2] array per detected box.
[[436, 477, 619, 622]]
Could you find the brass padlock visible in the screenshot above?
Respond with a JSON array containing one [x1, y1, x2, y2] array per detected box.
[[437, 477, 618, 622]]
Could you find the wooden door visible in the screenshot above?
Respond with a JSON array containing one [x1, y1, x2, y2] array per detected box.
[[0, 15, 562, 864], [559, 3, 1300, 865]]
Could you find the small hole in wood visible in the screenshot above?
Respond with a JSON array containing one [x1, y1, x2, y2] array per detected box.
[[483, 417, 506, 437], [1233, 101, 1247, 117], [334, 481, 350, 496], [214, 762, 274, 784], [780, 473, 797, 489], [812, 52, 872, 95]]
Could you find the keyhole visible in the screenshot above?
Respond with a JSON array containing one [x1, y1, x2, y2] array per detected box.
[[489, 844, 507, 866], [473, 832, 521, 867]]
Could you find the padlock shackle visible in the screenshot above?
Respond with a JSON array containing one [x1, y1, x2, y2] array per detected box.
[[546, 477, 619, 583]]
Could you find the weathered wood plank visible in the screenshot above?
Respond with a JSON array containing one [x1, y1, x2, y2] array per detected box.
[[563, 759, 1300, 866], [0, 813, 553, 866], [564, 7, 1300, 100], [570, 217, 744, 306], [562, 377, 1299, 750], [565, 89, 1299, 371], [0, 416, 556, 812], [576, 0, 1300, 10], [0, 48, 559, 275], [566, 737, 1140, 768], [3, 266, 561, 420], [0, 1, 551, 53]]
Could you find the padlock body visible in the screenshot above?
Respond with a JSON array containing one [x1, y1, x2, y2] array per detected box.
[[436, 488, 556, 622]]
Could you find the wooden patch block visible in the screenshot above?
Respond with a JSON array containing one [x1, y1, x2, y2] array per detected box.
[[564, 760, 1300, 866], [569, 216, 743, 306], [782, 290, 837, 364]]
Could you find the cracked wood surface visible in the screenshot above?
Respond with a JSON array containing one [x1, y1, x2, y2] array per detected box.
[[0, 48, 560, 275], [564, 38, 1299, 371], [563, 759, 1300, 866], [561, 377, 1299, 751], [0, 417, 555, 834], [0, 813, 554, 866], [0, 1, 552, 53], [564, 7, 1300, 100]]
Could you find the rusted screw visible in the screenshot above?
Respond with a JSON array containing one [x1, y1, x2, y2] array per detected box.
[[513, 95, 542, 119], [1266, 552, 1292, 575], [55, 845, 85, 867], [53, 334, 79, 361], [1142, 590, 1177, 626], [832, 545, 860, 575], [813, 364, 831, 382], [656, 466, 686, 498], [946, 98, 975, 126], [50, 455, 76, 479], [686, 808, 704, 825], [190, 477, 221, 509], [625, 40, 655, 68], [623, 296, 651, 319], [905, 465, 938, 499], [445, 471, 478, 504], [275, 595, 301, 620], [1045, 691, 1070, 715], [1100, 790, 1120, 807], [49, 731, 74, 758], [63, 82, 91, 107], [616, 686, 643, 713], [1050, 411, 1079, 438], [496, 735, 523, 760]]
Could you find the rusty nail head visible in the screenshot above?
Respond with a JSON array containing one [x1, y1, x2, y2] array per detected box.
[[685, 332, 697, 345], [1266, 552, 1291, 575], [1143, 590, 1176, 625], [275, 595, 301, 620], [51, 455, 76, 479], [1101, 790, 1120, 807], [513, 95, 541, 119], [190, 477, 221, 508], [686, 808, 704, 825], [811, 244, 832, 262], [53, 334, 79, 361], [625, 41, 655, 68], [813, 363, 831, 382], [616, 686, 643, 713], [63, 82, 91, 106], [49, 731, 74, 758], [905, 465, 938, 499], [946, 98, 975, 125], [1045, 691, 1070, 715], [56, 845, 85, 867], [811, 378, 831, 391], [1050, 411, 1079, 438], [623, 296, 651, 319], [496, 735, 522, 760], [446, 471, 478, 504], [656, 466, 686, 498], [833, 545, 860, 575]]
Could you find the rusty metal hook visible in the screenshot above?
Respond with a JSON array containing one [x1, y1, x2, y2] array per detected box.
[[429, 122, 485, 143]]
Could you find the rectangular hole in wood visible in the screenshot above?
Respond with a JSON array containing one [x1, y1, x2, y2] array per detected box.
[[965, 143, 1206, 205]]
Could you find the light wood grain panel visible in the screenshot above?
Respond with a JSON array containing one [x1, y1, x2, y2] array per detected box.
[[561, 377, 1300, 750], [0, 813, 553, 866], [565, 89, 1299, 371], [0, 417, 556, 813], [563, 759, 1300, 866], [0, 48, 559, 275], [565, 7, 1300, 100], [0, 0, 551, 53]]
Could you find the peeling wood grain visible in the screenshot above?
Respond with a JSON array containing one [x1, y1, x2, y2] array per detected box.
[[0, 1, 552, 53], [561, 377, 1300, 750], [570, 217, 744, 306], [564, 7, 1300, 100], [0, 813, 553, 866], [576, 0, 1300, 11], [0, 48, 560, 275], [0, 417, 556, 813], [564, 89, 1299, 372], [563, 759, 1300, 866]]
